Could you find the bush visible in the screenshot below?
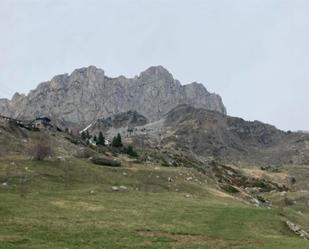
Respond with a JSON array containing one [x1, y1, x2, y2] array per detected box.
[[221, 184, 239, 193], [75, 148, 95, 158], [283, 197, 294, 206], [28, 140, 52, 160], [123, 145, 138, 157], [90, 157, 121, 167], [256, 195, 266, 203]]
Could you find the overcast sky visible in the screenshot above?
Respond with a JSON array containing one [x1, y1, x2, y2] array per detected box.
[[0, 0, 308, 131]]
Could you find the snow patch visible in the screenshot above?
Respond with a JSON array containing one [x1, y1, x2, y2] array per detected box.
[[79, 122, 93, 134]]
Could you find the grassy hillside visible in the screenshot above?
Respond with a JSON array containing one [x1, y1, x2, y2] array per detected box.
[[1, 157, 308, 249]]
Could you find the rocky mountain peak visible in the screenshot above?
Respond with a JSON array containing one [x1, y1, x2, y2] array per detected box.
[[71, 65, 104, 77], [12, 92, 24, 101], [0, 65, 226, 128], [138, 65, 176, 85], [70, 65, 105, 84], [139, 65, 172, 78]]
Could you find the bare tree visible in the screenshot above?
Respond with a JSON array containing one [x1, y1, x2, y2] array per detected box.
[[28, 137, 52, 160]]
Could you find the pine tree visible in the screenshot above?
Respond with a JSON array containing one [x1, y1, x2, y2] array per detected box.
[[81, 131, 86, 140], [98, 132, 105, 146], [93, 135, 97, 142], [85, 130, 91, 139], [125, 145, 138, 157], [111, 133, 122, 147]]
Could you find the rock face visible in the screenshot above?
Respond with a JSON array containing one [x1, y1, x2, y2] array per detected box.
[[88, 110, 148, 134], [0, 99, 9, 115], [0, 65, 226, 128]]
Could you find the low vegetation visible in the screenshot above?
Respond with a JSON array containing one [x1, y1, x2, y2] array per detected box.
[[0, 156, 309, 249], [27, 138, 52, 161], [1, 121, 309, 248], [90, 156, 121, 167]]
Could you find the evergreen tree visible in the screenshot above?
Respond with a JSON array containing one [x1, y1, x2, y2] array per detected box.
[[111, 133, 123, 147], [81, 131, 86, 140], [97, 132, 105, 146], [85, 130, 91, 139], [93, 135, 97, 142], [124, 145, 138, 157]]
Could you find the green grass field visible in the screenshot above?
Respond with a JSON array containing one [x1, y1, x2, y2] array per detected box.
[[0, 157, 308, 249]]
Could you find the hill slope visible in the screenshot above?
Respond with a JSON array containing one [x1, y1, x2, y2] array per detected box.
[[87, 105, 309, 166], [1, 157, 309, 249]]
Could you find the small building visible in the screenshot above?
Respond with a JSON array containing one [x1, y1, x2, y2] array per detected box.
[[31, 117, 52, 130], [105, 138, 111, 146]]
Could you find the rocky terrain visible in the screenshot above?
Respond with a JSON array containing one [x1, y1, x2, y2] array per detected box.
[[85, 105, 309, 166], [0, 65, 226, 129], [85, 110, 149, 135]]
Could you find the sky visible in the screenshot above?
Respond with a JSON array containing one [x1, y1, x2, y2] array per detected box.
[[0, 0, 308, 131]]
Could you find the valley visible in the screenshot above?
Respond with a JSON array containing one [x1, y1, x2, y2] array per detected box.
[[0, 117, 309, 248], [0, 66, 308, 248]]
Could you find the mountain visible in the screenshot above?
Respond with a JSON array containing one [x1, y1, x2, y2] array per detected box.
[[0, 65, 226, 129], [88, 105, 309, 166], [160, 105, 309, 165], [2, 64, 308, 166]]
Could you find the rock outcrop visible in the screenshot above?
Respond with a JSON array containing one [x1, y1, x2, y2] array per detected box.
[[286, 220, 309, 240], [87, 110, 148, 135], [0, 65, 226, 129]]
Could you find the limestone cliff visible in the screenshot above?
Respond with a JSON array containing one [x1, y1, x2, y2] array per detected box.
[[0, 65, 226, 128]]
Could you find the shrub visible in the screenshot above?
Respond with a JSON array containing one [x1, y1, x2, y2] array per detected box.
[[123, 145, 138, 157], [90, 157, 121, 167], [256, 195, 266, 203], [221, 184, 239, 193], [28, 140, 52, 160], [283, 197, 294, 206], [75, 148, 95, 158]]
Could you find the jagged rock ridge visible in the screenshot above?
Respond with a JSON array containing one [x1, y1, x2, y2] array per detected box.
[[0, 65, 226, 128]]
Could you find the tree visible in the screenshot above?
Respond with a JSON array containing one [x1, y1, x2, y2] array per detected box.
[[28, 139, 52, 160], [93, 135, 97, 143], [111, 133, 123, 147], [81, 131, 86, 140], [124, 145, 138, 157], [85, 130, 91, 139], [97, 132, 105, 146]]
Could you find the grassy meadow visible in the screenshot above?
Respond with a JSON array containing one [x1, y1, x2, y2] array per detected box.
[[0, 157, 308, 249]]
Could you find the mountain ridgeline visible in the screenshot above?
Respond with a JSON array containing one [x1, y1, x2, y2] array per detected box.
[[0, 65, 226, 129], [1, 65, 308, 166]]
